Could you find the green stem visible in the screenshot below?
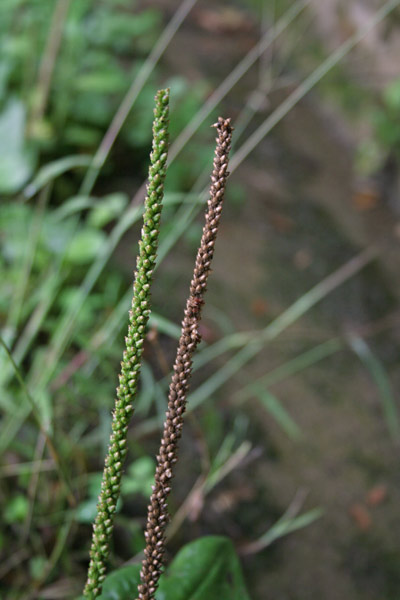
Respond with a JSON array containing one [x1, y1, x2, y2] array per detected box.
[[83, 89, 170, 599]]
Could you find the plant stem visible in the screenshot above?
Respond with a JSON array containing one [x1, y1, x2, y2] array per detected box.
[[83, 89, 169, 600], [137, 117, 233, 600], [30, 0, 71, 125]]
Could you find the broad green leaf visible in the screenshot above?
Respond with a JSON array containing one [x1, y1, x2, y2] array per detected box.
[[99, 565, 142, 600], [75, 497, 99, 524], [88, 193, 129, 228], [52, 195, 96, 221], [64, 228, 106, 264], [157, 537, 250, 600], [75, 71, 126, 94], [52, 192, 128, 225], [0, 99, 35, 193], [121, 456, 155, 498], [98, 536, 251, 600], [29, 556, 47, 580], [64, 124, 102, 147]]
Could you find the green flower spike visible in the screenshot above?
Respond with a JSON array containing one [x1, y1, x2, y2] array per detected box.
[[83, 88, 169, 600]]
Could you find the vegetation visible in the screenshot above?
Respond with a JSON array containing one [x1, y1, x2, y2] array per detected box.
[[2, 1, 400, 599]]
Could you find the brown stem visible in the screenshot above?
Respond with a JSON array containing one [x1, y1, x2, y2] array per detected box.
[[30, 0, 71, 126], [137, 117, 233, 600]]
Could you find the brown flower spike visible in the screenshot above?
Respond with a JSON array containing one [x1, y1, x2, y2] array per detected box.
[[137, 117, 233, 600]]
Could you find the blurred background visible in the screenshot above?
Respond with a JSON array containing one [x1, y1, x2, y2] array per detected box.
[[2, 0, 400, 598]]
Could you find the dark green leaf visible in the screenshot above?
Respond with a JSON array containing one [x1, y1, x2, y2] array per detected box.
[[98, 536, 251, 600], [88, 193, 129, 228], [121, 456, 155, 498], [157, 536, 251, 600], [99, 565, 142, 600]]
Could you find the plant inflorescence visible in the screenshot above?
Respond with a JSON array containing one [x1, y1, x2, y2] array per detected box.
[[84, 105, 233, 599], [83, 88, 170, 600], [137, 117, 233, 600]]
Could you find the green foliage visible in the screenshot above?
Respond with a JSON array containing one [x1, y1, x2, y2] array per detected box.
[[374, 78, 400, 155], [97, 565, 141, 600], [356, 77, 400, 175], [96, 537, 250, 600], [121, 456, 155, 497], [76, 457, 155, 525], [0, 0, 158, 148], [4, 493, 29, 524], [24, 154, 92, 198], [0, 98, 35, 192]]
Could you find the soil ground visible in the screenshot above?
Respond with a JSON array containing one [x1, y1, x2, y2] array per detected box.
[[130, 3, 400, 598]]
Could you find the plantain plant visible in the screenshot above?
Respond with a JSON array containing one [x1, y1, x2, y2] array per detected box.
[[82, 91, 251, 599]]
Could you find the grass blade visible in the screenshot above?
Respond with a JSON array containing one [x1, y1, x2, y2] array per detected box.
[[251, 507, 323, 551], [136, 249, 377, 437], [252, 386, 302, 440], [236, 338, 343, 403], [30, 0, 72, 124], [168, 0, 310, 164], [188, 248, 377, 412], [0, 336, 75, 506], [230, 0, 400, 173], [348, 334, 400, 442], [24, 154, 91, 198]]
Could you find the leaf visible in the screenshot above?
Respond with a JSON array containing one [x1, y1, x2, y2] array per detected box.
[[158, 536, 250, 600], [52, 195, 97, 221], [121, 456, 155, 498], [24, 154, 92, 198], [148, 312, 181, 339], [253, 385, 302, 441], [0, 99, 35, 193], [88, 193, 129, 228], [383, 78, 400, 111], [254, 507, 324, 550], [75, 71, 127, 94], [347, 334, 400, 442], [75, 497, 99, 524], [99, 565, 142, 600], [4, 494, 29, 524], [98, 537, 251, 600], [64, 228, 106, 264]]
